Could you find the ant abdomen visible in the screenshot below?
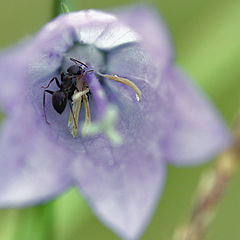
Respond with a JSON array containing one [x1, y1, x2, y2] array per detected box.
[[52, 91, 67, 114]]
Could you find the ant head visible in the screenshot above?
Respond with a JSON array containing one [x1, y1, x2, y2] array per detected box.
[[61, 72, 70, 82], [67, 64, 83, 75], [69, 58, 88, 75]]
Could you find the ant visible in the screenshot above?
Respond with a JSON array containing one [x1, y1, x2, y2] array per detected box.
[[42, 58, 93, 126]]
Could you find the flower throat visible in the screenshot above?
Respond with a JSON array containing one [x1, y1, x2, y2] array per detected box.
[[42, 57, 141, 141]]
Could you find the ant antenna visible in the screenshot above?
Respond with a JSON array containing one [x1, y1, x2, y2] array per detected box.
[[70, 58, 88, 68]]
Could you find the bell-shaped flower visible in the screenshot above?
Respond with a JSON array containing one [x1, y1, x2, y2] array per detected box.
[[0, 5, 230, 240]]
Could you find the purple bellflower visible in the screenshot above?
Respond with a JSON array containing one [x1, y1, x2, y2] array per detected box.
[[0, 5, 230, 240]]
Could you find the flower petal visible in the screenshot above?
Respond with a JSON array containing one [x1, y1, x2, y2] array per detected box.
[[113, 4, 174, 87], [0, 41, 32, 112], [160, 68, 231, 165], [0, 103, 73, 207], [107, 42, 158, 86], [29, 10, 139, 83], [72, 80, 166, 239], [73, 144, 165, 240]]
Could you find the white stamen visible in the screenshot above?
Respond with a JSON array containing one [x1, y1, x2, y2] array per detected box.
[[72, 89, 89, 102], [136, 94, 140, 102], [81, 94, 91, 136], [68, 91, 84, 138]]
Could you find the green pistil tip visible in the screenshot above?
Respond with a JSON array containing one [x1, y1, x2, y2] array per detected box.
[[84, 105, 123, 146], [61, 2, 70, 13]]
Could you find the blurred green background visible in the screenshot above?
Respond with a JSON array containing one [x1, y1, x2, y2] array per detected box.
[[0, 0, 240, 239]]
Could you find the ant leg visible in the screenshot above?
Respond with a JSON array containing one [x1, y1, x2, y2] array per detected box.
[[68, 100, 78, 129], [60, 71, 66, 80], [69, 57, 88, 68], [43, 90, 54, 124], [41, 76, 61, 89]]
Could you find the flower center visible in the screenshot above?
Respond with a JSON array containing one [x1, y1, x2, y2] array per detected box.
[[41, 44, 142, 145], [67, 60, 142, 141]]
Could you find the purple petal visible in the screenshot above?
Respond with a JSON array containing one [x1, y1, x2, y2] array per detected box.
[[0, 103, 73, 207], [72, 80, 166, 239], [107, 42, 158, 88], [0, 42, 73, 206], [29, 10, 139, 83], [160, 68, 231, 165], [113, 4, 174, 87], [0, 41, 32, 112], [74, 144, 165, 240]]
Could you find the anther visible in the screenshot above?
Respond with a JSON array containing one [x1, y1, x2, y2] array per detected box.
[[68, 91, 82, 138], [82, 94, 91, 136]]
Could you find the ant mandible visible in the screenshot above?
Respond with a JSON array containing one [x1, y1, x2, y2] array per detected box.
[[42, 58, 93, 127]]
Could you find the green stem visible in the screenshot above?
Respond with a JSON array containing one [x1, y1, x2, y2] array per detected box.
[[173, 114, 240, 240], [13, 203, 55, 240], [53, 0, 71, 18]]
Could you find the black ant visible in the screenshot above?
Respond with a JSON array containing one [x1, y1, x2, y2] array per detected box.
[[42, 58, 93, 126]]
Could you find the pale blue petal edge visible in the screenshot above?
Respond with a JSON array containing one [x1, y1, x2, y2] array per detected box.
[[160, 67, 231, 165]]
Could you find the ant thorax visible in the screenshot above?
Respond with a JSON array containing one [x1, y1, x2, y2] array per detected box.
[[42, 57, 142, 140]]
